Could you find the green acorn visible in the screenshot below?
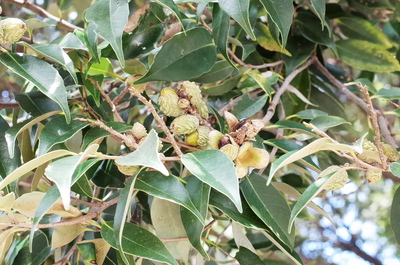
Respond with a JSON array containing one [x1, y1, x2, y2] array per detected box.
[[158, 88, 184, 117], [319, 166, 348, 191], [366, 169, 382, 184], [170, 114, 199, 135], [132, 122, 147, 140], [357, 139, 380, 164], [0, 18, 26, 45], [383, 144, 399, 162]]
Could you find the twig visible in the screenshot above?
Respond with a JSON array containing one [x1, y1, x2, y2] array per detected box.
[[129, 88, 183, 156], [2, 0, 83, 32], [262, 59, 314, 124], [74, 118, 138, 150], [0, 102, 20, 110], [53, 233, 84, 265], [312, 57, 397, 147], [358, 83, 388, 169]]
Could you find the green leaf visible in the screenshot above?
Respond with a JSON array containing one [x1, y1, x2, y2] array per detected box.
[[0, 116, 21, 179], [232, 94, 268, 120], [191, 60, 235, 83], [288, 170, 346, 233], [76, 242, 97, 265], [212, 4, 237, 69], [283, 35, 315, 74], [12, 231, 51, 265], [391, 186, 400, 244], [182, 149, 242, 212], [14, 91, 62, 118], [180, 176, 210, 258], [71, 175, 93, 198], [25, 18, 50, 30], [235, 247, 264, 265], [294, 109, 327, 119], [85, 0, 128, 67], [390, 162, 400, 178], [336, 17, 392, 48], [336, 40, 400, 72], [310, 115, 350, 130], [51, 33, 86, 50], [101, 221, 178, 265], [247, 72, 274, 95], [57, 0, 73, 11], [0, 53, 71, 123], [87, 57, 120, 78], [254, 23, 291, 55], [241, 174, 294, 249], [5, 110, 62, 158], [201, 75, 241, 96], [266, 120, 316, 136], [74, 27, 100, 64], [44, 144, 99, 210], [259, 0, 294, 48], [260, 231, 303, 265], [219, 0, 256, 40], [136, 28, 216, 83], [135, 171, 204, 224], [209, 190, 267, 229], [19, 42, 78, 83], [115, 130, 168, 176], [82, 121, 132, 149], [310, 0, 326, 28], [153, 0, 184, 29], [375, 87, 400, 99], [38, 115, 89, 156]]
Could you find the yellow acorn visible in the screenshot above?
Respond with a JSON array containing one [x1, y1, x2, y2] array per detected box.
[[115, 163, 140, 175], [158, 88, 184, 117], [185, 126, 211, 147], [319, 166, 348, 191], [0, 18, 26, 45], [170, 114, 199, 135], [366, 169, 382, 184], [383, 144, 399, 162], [185, 130, 199, 146]]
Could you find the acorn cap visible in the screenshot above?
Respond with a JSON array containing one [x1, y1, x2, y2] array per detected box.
[[0, 18, 26, 45], [159, 88, 184, 117], [170, 114, 200, 135], [132, 122, 147, 140], [366, 169, 382, 184], [319, 166, 348, 191], [383, 144, 399, 162]]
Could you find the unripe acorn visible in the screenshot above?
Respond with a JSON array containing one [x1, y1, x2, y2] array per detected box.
[[158, 88, 184, 117], [170, 114, 199, 135], [132, 122, 147, 140], [357, 139, 380, 164], [366, 169, 382, 184], [319, 165, 348, 191], [115, 163, 140, 175], [383, 144, 399, 162], [0, 18, 26, 45], [178, 81, 209, 119]]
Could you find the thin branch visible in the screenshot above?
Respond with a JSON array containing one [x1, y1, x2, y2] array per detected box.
[[262, 59, 314, 124], [0, 102, 20, 110], [2, 0, 83, 32]]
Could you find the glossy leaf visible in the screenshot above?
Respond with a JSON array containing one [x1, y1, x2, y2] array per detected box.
[[219, 0, 256, 40], [259, 0, 294, 47], [310, 115, 350, 130], [182, 149, 242, 212], [51, 32, 86, 50], [336, 40, 400, 72], [247, 72, 274, 95], [232, 94, 268, 120], [241, 174, 294, 249], [283, 35, 315, 74], [153, 0, 184, 29], [266, 120, 316, 136], [12, 232, 51, 265], [101, 221, 178, 265], [254, 23, 291, 55], [391, 186, 400, 244], [38, 115, 89, 155], [191, 60, 235, 83], [115, 130, 168, 175], [180, 176, 210, 258], [76, 242, 97, 265], [0, 53, 71, 122], [78, 239, 110, 265], [0, 116, 21, 179], [136, 28, 216, 83], [260, 231, 303, 265], [135, 171, 204, 223], [19, 42, 78, 83], [85, 0, 128, 67], [14, 91, 62, 118], [235, 247, 264, 265], [310, 0, 326, 27], [212, 4, 236, 69]]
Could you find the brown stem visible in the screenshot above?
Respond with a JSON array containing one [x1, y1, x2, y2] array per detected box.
[[0, 102, 20, 110]]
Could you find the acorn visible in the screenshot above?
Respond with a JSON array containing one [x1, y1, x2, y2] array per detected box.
[[0, 18, 26, 45], [115, 163, 140, 175], [178, 81, 208, 119], [185, 126, 211, 147], [382, 144, 399, 162], [357, 139, 381, 164], [158, 88, 184, 117], [170, 114, 199, 135], [319, 166, 348, 191], [132, 122, 147, 140], [366, 169, 382, 184]]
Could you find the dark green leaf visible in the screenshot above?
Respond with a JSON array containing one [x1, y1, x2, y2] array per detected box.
[[136, 28, 216, 83], [219, 0, 256, 40], [235, 247, 264, 265], [101, 221, 178, 265], [74, 27, 100, 63], [85, 0, 128, 67], [0, 116, 21, 179], [182, 149, 242, 212], [135, 171, 204, 224], [391, 186, 400, 244], [336, 40, 400, 72], [0, 53, 71, 122], [310, 0, 326, 27], [241, 174, 294, 249], [191, 60, 235, 83], [12, 231, 51, 265], [71, 175, 93, 198], [14, 91, 61, 118], [38, 115, 89, 155], [76, 242, 97, 265], [259, 0, 294, 47], [283, 35, 315, 74], [180, 176, 210, 258], [232, 94, 268, 120], [153, 0, 184, 28], [266, 120, 316, 136], [202, 75, 241, 96]]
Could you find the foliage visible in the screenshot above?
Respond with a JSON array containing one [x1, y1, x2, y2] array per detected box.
[[0, 0, 400, 264]]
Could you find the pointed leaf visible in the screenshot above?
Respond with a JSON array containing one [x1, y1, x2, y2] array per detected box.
[[38, 115, 89, 155], [19, 43, 78, 83], [241, 174, 294, 249], [254, 22, 291, 55], [247, 72, 274, 95], [101, 221, 179, 265], [135, 171, 204, 224], [235, 247, 264, 265], [182, 149, 242, 212], [266, 120, 316, 136], [336, 40, 400, 72], [219, 0, 256, 40], [310, 0, 326, 28], [85, 0, 129, 67], [14, 91, 62, 118], [260, 231, 303, 265], [294, 109, 327, 119], [136, 28, 216, 83], [153, 0, 184, 29], [259, 0, 294, 47], [0, 53, 71, 123], [0, 116, 21, 179], [232, 94, 268, 120], [310, 115, 350, 130], [115, 130, 168, 176]]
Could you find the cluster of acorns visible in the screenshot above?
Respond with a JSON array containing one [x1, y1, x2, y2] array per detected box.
[[0, 17, 26, 45], [322, 139, 399, 191]]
